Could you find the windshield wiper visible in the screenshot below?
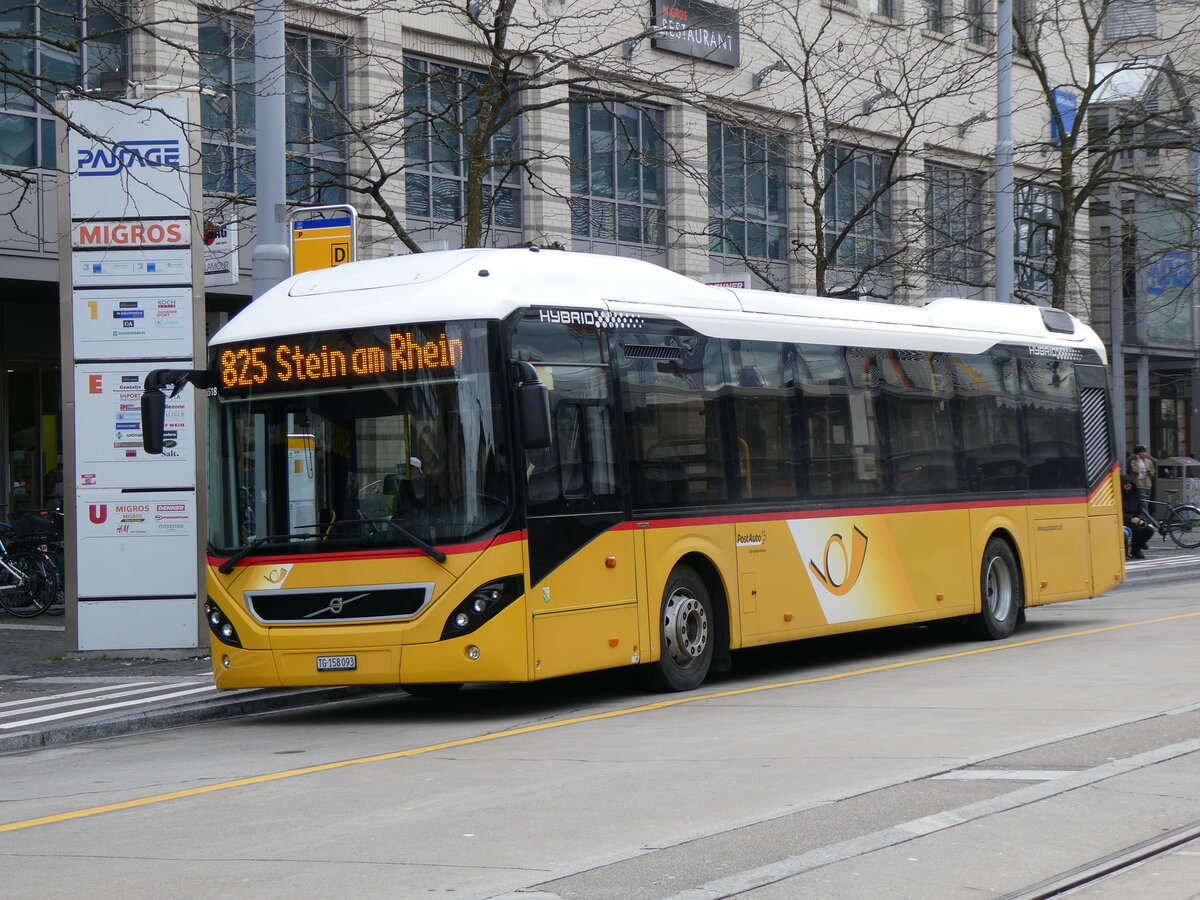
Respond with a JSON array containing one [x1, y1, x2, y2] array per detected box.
[[319, 517, 448, 564], [216, 519, 447, 574], [217, 532, 314, 574]]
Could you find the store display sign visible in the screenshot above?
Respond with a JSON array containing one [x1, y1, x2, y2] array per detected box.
[[75, 490, 197, 598], [77, 599, 198, 651], [652, 0, 740, 67], [72, 248, 192, 288], [62, 94, 202, 652], [73, 363, 194, 488], [204, 219, 239, 287], [72, 286, 194, 359], [67, 98, 191, 221]]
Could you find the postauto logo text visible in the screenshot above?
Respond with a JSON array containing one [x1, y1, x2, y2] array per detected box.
[[77, 140, 182, 176]]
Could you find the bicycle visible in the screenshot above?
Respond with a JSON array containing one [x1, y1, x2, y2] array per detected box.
[[1139, 494, 1200, 550], [0, 525, 58, 618]]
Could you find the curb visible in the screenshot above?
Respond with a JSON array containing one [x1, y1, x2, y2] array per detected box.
[[0, 684, 382, 755]]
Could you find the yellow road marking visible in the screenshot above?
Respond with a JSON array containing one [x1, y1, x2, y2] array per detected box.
[[3, 610, 1198, 834]]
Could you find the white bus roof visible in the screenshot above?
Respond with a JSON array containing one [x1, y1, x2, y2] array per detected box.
[[212, 247, 1106, 360]]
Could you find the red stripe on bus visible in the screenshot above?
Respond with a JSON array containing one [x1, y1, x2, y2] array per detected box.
[[207, 529, 528, 570]]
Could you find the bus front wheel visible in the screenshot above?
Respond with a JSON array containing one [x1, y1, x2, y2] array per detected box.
[[647, 566, 714, 692], [971, 537, 1023, 640]]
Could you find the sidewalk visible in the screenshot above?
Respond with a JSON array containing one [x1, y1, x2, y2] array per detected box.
[[0, 614, 372, 754], [2, 540, 1196, 754]]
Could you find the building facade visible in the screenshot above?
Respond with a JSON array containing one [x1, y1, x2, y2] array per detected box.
[[1, 0, 1195, 517]]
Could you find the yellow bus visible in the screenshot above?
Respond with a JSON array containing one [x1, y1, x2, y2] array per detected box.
[[143, 248, 1125, 692]]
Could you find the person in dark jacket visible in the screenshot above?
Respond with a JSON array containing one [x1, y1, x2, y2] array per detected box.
[[1122, 475, 1153, 559]]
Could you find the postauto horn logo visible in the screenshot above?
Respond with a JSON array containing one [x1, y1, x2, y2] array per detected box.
[[77, 140, 182, 177]]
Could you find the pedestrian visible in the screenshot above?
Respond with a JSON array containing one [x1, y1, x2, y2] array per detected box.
[[1122, 475, 1153, 559], [1127, 444, 1156, 504]]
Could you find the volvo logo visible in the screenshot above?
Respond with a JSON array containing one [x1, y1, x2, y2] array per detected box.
[[304, 592, 368, 619]]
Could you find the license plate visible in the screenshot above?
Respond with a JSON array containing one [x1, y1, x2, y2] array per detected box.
[[316, 655, 357, 671]]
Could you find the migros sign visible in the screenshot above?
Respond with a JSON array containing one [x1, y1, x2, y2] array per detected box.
[[72, 218, 190, 249]]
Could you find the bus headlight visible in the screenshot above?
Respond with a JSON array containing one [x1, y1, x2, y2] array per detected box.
[[441, 575, 523, 640], [205, 597, 242, 648]]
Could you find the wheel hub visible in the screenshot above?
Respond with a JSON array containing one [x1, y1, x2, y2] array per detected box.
[[984, 557, 1013, 622], [663, 590, 709, 666]]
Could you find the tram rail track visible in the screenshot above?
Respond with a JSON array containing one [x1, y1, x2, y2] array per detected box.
[[1002, 820, 1200, 899]]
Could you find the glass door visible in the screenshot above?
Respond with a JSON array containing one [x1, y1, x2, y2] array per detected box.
[[2, 360, 61, 518]]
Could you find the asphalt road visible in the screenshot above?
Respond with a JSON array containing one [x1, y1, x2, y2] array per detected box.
[[2, 573, 1198, 899]]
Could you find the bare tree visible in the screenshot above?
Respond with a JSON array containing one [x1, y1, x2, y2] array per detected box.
[[688, 2, 995, 298], [1005, 0, 1198, 312]]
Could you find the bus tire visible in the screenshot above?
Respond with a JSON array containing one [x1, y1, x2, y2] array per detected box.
[[970, 537, 1022, 640], [646, 565, 714, 692]]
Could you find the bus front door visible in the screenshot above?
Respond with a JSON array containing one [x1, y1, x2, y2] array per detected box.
[[523, 398, 641, 681]]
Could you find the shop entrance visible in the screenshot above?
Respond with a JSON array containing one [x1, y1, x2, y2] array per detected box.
[[2, 359, 61, 518]]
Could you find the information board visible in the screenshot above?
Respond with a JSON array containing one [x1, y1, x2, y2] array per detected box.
[[77, 599, 199, 651], [73, 362, 194, 488], [291, 211, 355, 275], [72, 248, 192, 287], [75, 490, 198, 598], [72, 286, 193, 359], [67, 99, 191, 221]]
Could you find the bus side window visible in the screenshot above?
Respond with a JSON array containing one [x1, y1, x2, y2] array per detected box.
[[1021, 358, 1085, 491], [556, 403, 586, 498], [729, 340, 801, 502], [954, 354, 1025, 492]]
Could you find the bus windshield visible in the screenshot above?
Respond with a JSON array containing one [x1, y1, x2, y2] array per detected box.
[[207, 320, 510, 556]]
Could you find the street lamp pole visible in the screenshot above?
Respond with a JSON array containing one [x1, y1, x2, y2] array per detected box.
[[252, 0, 289, 298], [995, 0, 1015, 303]]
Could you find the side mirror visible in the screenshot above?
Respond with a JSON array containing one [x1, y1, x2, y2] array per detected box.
[[518, 382, 552, 449], [139, 368, 209, 455], [513, 361, 551, 450], [141, 389, 167, 454]]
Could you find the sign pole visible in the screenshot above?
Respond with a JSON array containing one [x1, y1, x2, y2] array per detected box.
[[252, 0, 290, 299]]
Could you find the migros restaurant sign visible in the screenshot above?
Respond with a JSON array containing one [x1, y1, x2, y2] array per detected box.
[[652, 0, 740, 67]]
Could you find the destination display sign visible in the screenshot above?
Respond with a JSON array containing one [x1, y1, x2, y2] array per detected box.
[[213, 321, 475, 397]]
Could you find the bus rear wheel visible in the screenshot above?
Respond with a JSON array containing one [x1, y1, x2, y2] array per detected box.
[[646, 566, 714, 692], [970, 537, 1022, 640]]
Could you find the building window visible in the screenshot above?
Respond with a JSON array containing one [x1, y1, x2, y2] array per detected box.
[[200, 14, 346, 203], [286, 33, 347, 205], [0, 1, 126, 168], [1105, 0, 1156, 39], [823, 145, 893, 269], [965, 0, 989, 45], [1013, 0, 1036, 53], [199, 16, 254, 196], [569, 98, 665, 250], [922, 0, 946, 32], [403, 57, 521, 231], [877, 0, 896, 18], [707, 120, 787, 261], [925, 163, 985, 284], [1015, 181, 1059, 297]]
